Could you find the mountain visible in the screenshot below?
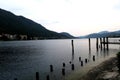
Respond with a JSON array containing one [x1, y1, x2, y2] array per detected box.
[[79, 30, 120, 38], [60, 32, 75, 38], [86, 31, 109, 38], [98, 31, 109, 34], [0, 8, 74, 39]]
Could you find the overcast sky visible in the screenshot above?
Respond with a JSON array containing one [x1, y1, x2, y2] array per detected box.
[[0, 0, 120, 36]]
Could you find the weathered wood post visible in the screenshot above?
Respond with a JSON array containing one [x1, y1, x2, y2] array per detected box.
[[71, 64, 75, 70], [85, 58, 88, 63], [14, 78, 17, 80], [63, 62, 65, 67], [71, 40, 74, 46], [50, 65, 53, 72], [100, 38, 102, 50], [79, 57, 81, 61], [46, 75, 50, 80], [62, 68, 65, 76], [36, 72, 39, 80], [71, 40, 74, 55], [81, 61, 83, 66], [103, 37, 106, 50], [93, 55, 95, 61], [89, 38, 91, 51], [106, 37, 109, 51], [96, 38, 99, 51]]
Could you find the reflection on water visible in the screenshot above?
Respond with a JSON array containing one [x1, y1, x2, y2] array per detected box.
[[0, 39, 119, 80]]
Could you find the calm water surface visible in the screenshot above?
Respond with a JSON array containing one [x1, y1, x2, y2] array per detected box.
[[0, 39, 119, 80]]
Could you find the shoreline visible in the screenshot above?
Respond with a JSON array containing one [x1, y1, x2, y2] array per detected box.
[[79, 57, 119, 80], [65, 55, 119, 80]]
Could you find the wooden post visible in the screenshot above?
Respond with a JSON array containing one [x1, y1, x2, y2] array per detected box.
[[85, 59, 88, 63], [106, 37, 109, 50], [96, 38, 99, 51], [71, 40, 74, 46], [62, 68, 65, 76], [100, 38, 102, 50], [93, 55, 95, 61], [79, 57, 81, 61], [14, 78, 17, 80], [36, 72, 39, 80], [46, 75, 50, 80], [71, 64, 75, 70], [81, 61, 83, 66], [89, 38, 91, 51], [63, 62, 65, 67], [71, 40, 74, 55], [103, 37, 106, 50], [50, 65, 53, 72]]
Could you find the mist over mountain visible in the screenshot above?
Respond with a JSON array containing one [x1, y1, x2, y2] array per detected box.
[[0, 8, 74, 39], [79, 30, 120, 38]]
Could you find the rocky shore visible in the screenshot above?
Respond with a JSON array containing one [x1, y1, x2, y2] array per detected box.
[[79, 57, 120, 80]]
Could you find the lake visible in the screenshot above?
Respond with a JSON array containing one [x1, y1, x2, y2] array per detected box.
[[0, 39, 119, 80]]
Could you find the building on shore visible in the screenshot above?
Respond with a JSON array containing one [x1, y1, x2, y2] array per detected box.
[[0, 33, 28, 40]]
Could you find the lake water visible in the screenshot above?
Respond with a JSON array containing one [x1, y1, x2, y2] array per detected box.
[[0, 39, 120, 80]]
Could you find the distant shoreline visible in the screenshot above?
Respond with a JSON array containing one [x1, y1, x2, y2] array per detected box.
[[0, 38, 81, 41]]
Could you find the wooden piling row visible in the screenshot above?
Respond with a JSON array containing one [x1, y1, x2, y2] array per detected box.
[[14, 39, 107, 80], [89, 37, 109, 51], [92, 37, 110, 51], [14, 56, 97, 80]]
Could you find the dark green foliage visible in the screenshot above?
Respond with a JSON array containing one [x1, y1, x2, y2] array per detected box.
[[117, 52, 120, 72], [0, 8, 74, 39]]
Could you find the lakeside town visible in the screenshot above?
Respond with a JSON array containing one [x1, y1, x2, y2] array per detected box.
[[0, 33, 60, 41], [0, 33, 42, 41]]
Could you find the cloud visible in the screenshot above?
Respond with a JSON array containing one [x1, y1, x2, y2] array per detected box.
[[0, 0, 120, 36]]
